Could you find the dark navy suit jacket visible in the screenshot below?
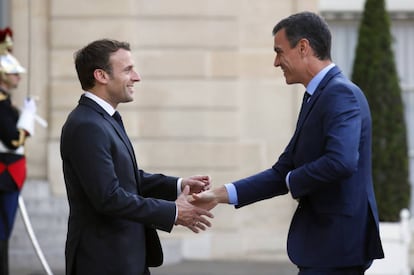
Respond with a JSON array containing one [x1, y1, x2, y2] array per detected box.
[[232, 66, 384, 268], [61, 95, 178, 275]]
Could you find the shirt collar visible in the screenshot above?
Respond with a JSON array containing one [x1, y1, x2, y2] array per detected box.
[[84, 91, 116, 116], [306, 63, 335, 96]]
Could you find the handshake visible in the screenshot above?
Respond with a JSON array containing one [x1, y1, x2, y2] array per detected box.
[[174, 175, 226, 233]]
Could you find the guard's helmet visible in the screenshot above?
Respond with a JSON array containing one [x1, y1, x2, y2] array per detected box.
[[0, 53, 26, 74], [0, 27, 25, 74]]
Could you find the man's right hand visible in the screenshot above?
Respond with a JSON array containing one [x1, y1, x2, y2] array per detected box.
[[191, 185, 229, 211], [190, 189, 219, 211], [175, 185, 214, 233]]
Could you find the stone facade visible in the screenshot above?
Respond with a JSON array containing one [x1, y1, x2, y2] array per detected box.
[[8, 0, 318, 269]]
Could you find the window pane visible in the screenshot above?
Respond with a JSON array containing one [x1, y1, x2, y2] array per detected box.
[[0, 0, 9, 28]]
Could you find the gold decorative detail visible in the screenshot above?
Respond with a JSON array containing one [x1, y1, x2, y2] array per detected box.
[[0, 92, 8, 101], [11, 129, 27, 147]]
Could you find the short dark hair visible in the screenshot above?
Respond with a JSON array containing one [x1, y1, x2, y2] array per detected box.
[[272, 12, 331, 60], [74, 39, 131, 90]]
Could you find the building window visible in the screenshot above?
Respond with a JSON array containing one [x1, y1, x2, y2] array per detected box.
[[322, 12, 414, 212], [0, 0, 10, 28]]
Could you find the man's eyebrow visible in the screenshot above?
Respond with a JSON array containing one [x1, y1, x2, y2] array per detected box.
[[124, 65, 134, 71]]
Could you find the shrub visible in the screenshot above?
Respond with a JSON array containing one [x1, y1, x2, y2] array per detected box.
[[351, 0, 410, 222]]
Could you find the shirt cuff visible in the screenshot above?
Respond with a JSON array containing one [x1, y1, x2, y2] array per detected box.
[[177, 178, 182, 195], [224, 183, 238, 205], [285, 171, 291, 191], [175, 178, 183, 222]]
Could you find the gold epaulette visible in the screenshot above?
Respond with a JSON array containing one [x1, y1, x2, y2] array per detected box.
[[0, 93, 7, 101], [11, 129, 27, 147]]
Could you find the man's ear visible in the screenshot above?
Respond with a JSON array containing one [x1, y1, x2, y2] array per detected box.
[[93, 69, 109, 84], [298, 38, 310, 56]]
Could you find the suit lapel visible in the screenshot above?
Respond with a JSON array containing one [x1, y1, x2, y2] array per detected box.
[[109, 116, 137, 161], [290, 66, 342, 149], [78, 95, 142, 192], [110, 118, 143, 193]]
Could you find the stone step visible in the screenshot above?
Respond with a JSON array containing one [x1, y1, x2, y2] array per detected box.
[[9, 179, 183, 270], [10, 180, 68, 269], [21, 198, 69, 214], [20, 180, 52, 199]]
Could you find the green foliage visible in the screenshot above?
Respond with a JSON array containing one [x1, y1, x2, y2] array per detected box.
[[351, 0, 410, 221]]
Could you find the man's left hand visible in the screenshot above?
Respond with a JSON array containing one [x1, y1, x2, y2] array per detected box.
[[181, 175, 211, 194]]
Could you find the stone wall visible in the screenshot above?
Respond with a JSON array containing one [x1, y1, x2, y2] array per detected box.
[[8, 0, 319, 267]]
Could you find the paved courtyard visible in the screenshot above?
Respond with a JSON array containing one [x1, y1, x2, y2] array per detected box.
[[151, 260, 298, 275], [11, 259, 298, 275]]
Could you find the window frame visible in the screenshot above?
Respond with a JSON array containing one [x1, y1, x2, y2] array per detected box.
[[322, 11, 414, 213]]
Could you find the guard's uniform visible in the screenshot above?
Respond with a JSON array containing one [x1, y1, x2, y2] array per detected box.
[[0, 88, 27, 240], [0, 27, 35, 275]]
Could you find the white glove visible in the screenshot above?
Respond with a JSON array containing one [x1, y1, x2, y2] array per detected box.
[[17, 97, 37, 136], [22, 97, 37, 113]]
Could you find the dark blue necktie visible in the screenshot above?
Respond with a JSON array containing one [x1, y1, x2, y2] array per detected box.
[[112, 111, 126, 132], [303, 91, 311, 104], [297, 91, 311, 128]]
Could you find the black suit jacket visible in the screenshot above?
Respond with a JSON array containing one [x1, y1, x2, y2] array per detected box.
[[61, 95, 178, 275]]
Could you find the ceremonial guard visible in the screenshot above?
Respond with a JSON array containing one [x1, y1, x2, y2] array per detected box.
[[0, 27, 36, 275]]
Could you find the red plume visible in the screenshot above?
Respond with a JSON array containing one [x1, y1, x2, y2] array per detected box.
[[0, 27, 13, 43]]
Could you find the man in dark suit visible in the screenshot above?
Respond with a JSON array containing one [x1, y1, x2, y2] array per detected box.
[[193, 12, 384, 274], [60, 39, 214, 275]]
